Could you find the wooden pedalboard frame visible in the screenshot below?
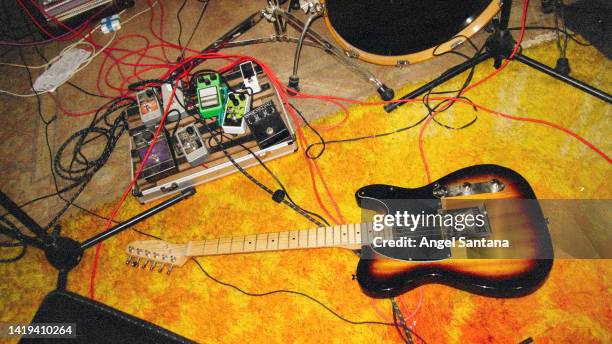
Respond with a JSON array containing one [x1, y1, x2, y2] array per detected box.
[[128, 69, 297, 204]]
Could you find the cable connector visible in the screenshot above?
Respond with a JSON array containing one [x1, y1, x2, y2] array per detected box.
[[100, 14, 121, 34], [272, 189, 286, 203], [555, 57, 571, 75]]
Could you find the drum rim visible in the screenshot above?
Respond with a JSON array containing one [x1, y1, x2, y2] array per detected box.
[[323, 1, 501, 66]]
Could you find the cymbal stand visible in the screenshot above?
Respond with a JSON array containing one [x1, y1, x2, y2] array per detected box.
[[170, 0, 395, 100]]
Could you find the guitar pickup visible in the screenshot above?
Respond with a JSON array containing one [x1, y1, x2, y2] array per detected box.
[[433, 179, 505, 198]]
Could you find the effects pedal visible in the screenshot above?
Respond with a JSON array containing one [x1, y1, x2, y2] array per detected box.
[[132, 126, 177, 182], [244, 100, 291, 149], [136, 88, 162, 128], [196, 73, 227, 120], [174, 123, 209, 167], [239, 61, 261, 94], [161, 81, 186, 122], [222, 91, 251, 135]]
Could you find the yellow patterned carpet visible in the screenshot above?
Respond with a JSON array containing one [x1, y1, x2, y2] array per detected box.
[[1, 41, 611, 343]]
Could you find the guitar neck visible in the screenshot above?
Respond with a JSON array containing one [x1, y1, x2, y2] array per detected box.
[[185, 224, 365, 257]]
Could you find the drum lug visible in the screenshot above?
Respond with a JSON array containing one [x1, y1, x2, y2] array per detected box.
[[396, 60, 410, 68], [344, 49, 359, 59]]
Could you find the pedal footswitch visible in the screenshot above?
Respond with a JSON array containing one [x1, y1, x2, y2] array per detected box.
[[161, 81, 186, 122], [132, 126, 177, 182], [222, 91, 251, 135], [244, 100, 291, 149], [196, 73, 227, 120], [174, 123, 208, 166], [239, 61, 261, 94], [136, 88, 162, 128]]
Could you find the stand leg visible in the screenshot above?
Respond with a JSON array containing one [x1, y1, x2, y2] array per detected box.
[[384, 51, 492, 113], [168, 11, 265, 80], [80, 188, 195, 250], [513, 53, 612, 103], [0, 190, 53, 243], [280, 11, 394, 100]]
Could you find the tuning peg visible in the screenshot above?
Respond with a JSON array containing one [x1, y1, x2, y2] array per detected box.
[[149, 262, 157, 272], [158, 263, 164, 273], [133, 258, 140, 268], [126, 256, 132, 265], [166, 265, 174, 275], [142, 260, 149, 269]]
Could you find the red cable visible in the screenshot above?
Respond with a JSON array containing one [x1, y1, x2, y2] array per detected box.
[[89, 79, 181, 299]]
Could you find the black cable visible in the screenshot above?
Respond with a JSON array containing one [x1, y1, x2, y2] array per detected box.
[[392, 299, 410, 344], [176, 0, 188, 51], [178, 0, 209, 60], [192, 257, 400, 327], [554, 1, 569, 59], [0, 214, 28, 263], [121, 226, 422, 335], [46, 97, 134, 230], [197, 118, 327, 227], [210, 128, 329, 227], [298, 104, 429, 160]]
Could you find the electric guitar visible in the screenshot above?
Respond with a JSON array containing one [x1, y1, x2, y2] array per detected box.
[[125, 165, 554, 298]]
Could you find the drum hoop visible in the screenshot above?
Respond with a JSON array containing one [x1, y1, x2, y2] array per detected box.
[[324, 1, 501, 66]]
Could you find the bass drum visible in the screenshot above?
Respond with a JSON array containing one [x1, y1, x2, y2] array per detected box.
[[324, 0, 500, 66]]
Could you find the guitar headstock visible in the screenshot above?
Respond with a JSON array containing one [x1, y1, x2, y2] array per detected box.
[[125, 240, 188, 274]]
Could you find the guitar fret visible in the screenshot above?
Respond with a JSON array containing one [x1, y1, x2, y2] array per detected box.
[[334, 226, 340, 245], [308, 228, 317, 248], [317, 227, 325, 247]]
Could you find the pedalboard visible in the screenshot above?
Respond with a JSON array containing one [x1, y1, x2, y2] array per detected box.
[[222, 91, 251, 135], [244, 100, 291, 149], [131, 126, 177, 182], [136, 88, 162, 128], [196, 73, 227, 120], [174, 123, 209, 167]]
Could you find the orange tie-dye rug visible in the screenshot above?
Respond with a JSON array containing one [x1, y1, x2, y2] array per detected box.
[[1, 41, 610, 343]]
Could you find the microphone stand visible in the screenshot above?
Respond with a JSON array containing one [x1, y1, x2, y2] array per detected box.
[[0, 187, 195, 290], [384, 0, 611, 113]]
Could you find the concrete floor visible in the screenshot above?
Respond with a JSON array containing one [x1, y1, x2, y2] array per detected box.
[[0, 0, 557, 227]]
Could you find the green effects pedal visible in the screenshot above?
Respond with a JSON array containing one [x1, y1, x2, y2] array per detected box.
[[196, 73, 227, 120], [222, 91, 251, 135]]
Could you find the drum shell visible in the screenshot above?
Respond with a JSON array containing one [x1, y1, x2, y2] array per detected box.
[[323, 1, 501, 66]]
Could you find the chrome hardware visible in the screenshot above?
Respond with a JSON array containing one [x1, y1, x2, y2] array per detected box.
[[149, 262, 157, 271], [142, 260, 149, 269], [167, 265, 174, 275], [158, 264, 164, 273], [433, 179, 505, 198], [126, 256, 132, 265]]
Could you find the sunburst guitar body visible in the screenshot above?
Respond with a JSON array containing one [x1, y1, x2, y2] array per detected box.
[[126, 165, 553, 299]]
